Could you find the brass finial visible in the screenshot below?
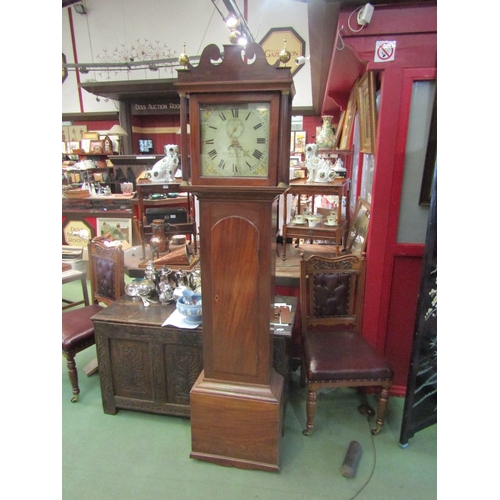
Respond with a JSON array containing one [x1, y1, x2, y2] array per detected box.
[[178, 42, 189, 67], [279, 37, 291, 66]]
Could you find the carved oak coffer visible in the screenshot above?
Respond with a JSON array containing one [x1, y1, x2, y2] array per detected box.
[[92, 295, 295, 417]]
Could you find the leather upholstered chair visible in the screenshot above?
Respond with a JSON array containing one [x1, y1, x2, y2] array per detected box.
[[62, 236, 125, 402], [300, 253, 393, 436]]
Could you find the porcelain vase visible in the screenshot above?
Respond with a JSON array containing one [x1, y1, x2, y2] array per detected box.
[[316, 115, 335, 150]]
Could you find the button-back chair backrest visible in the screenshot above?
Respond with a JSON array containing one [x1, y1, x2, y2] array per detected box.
[[300, 253, 365, 335], [88, 238, 125, 306]]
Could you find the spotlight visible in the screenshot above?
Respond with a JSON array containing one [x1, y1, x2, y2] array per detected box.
[[237, 34, 248, 47], [225, 15, 239, 30]]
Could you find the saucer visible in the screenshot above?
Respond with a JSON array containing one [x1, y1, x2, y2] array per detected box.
[[324, 221, 338, 226], [291, 219, 306, 225]]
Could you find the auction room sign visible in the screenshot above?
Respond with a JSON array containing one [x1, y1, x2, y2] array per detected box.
[[63, 218, 94, 246], [259, 27, 306, 76]]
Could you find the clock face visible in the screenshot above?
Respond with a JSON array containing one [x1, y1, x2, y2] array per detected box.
[[200, 102, 270, 177]]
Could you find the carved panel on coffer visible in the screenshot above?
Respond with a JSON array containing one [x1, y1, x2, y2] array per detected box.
[[110, 338, 153, 399], [165, 345, 203, 405]]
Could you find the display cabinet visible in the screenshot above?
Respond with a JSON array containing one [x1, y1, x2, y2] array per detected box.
[[281, 177, 351, 260]]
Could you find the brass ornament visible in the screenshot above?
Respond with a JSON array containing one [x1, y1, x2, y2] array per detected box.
[[278, 37, 291, 66], [178, 42, 190, 67]]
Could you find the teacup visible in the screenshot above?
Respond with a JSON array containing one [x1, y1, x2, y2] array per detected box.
[[327, 214, 338, 225], [307, 215, 321, 227], [294, 215, 305, 223]]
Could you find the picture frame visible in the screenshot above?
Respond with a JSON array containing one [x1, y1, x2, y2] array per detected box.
[[346, 198, 370, 255], [80, 139, 91, 153], [96, 218, 132, 245], [83, 132, 99, 139], [334, 111, 345, 149], [294, 131, 306, 153], [290, 131, 295, 152], [62, 126, 70, 142], [289, 155, 302, 166], [69, 125, 87, 142], [339, 80, 359, 150], [357, 71, 377, 154], [69, 141, 80, 153], [89, 140, 104, 154]]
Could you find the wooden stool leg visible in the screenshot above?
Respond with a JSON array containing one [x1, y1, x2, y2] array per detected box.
[[303, 388, 317, 436], [371, 385, 390, 435], [66, 355, 80, 403]]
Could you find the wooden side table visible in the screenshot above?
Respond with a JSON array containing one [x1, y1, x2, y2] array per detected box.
[[281, 178, 351, 260]]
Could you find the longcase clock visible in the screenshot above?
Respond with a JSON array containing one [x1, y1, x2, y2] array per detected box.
[[175, 43, 294, 472]]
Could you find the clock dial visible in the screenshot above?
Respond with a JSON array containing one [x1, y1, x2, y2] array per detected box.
[[200, 103, 270, 177]]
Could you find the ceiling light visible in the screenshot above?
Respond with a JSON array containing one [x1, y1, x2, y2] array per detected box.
[[237, 34, 248, 47], [225, 15, 239, 30]]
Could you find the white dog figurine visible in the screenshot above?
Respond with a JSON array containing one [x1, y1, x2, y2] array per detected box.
[[305, 143, 337, 183], [149, 144, 179, 182]]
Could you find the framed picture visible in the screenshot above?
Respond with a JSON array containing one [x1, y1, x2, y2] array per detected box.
[[290, 155, 302, 166], [346, 198, 370, 255], [357, 71, 377, 154], [96, 218, 132, 245], [80, 139, 91, 153], [294, 131, 306, 153], [62, 126, 70, 142], [83, 132, 99, 139], [290, 132, 295, 152], [334, 111, 345, 149], [89, 140, 104, 154], [339, 81, 359, 150], [69, 125, 87, 142], [69, 141, 80, 153]]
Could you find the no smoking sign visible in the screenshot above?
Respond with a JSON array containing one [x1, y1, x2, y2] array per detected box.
[[374, 41, 396, 62]]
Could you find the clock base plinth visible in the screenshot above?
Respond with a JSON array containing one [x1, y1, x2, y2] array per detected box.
[[189, 370, 284, 472]]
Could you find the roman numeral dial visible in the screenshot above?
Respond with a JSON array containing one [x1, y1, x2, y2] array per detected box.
[[200, 102, 270, 177]]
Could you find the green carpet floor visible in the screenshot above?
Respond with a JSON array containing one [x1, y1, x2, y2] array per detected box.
[[62, 278, 437, 500]]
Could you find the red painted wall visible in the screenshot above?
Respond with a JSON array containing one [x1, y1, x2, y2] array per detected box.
[[326, 3, 437, 395]]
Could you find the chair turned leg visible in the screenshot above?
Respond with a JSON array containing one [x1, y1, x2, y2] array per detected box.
[[371, 385, 390, 435], [303, 388, 317, 436], [66, 354, 80, 403]]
